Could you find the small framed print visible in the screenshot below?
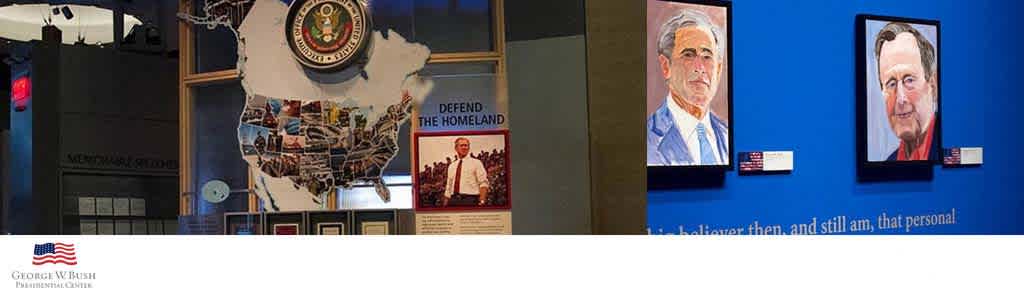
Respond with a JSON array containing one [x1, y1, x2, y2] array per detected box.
[[360, 221, 389, 235], [132, 220, 148, 235], [115, 220, 132, 235], [265, 212, 305, 235], [317, 222, 346, 235], [307, 211, 350, 235], [80, 220, 97, 235], [273, 223, 300, 235], [113, 198, 131, 216], [226, 212, 263, 235], [95, 197, 114, 216], [97, 220, 114, 235], [78, 197, 96, 216], [230, 223, 261, 235], [130, 198, 146, 216], [147, 220, 163, 235], [354, 210, 396, 235]]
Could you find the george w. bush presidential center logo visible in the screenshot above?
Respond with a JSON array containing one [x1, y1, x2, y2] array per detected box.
[[286, 0, 372, 72]]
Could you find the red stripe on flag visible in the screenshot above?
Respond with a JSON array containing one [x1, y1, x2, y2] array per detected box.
[[33, 254, 77, 260], [32, 260, 77, 265], [54, 243, 74, 247]]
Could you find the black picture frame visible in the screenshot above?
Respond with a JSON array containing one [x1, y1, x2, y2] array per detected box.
[[646, 0, 734, 189], [353, 210, 396, 235], [264, 211, 306, 235], [856, 14, 942, 176], [308, 211, 352, 235]]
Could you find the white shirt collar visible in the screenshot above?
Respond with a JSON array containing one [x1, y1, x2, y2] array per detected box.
[[665, 95, 712, 139]]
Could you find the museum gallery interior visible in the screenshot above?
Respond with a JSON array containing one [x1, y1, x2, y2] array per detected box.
[[1, 0, 1021, 235]]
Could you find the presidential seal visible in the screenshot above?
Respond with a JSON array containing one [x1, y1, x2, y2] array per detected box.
[[286, 0, 372, 72]]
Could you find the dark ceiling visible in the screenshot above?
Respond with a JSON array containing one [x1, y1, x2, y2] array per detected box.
[[0, 0, 180, 51]]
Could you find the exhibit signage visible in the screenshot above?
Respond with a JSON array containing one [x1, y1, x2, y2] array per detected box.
[[943, 147, 983, 166], [738, 151, 794, 174], [415, 211, 512, 235]]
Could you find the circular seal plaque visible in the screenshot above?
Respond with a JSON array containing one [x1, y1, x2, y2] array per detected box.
[[286, 0, 372, 72]]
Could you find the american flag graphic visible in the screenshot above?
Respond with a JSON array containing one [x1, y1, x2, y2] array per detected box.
[[33, 243, 77, 266], [943, 148, 961, 165], [739, 152, 764, 172]]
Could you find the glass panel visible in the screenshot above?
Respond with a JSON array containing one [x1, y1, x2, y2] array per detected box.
[[187, 82, 249, 233], [373, 0, 494, 53], [337, 175, 413, 210], [192, 0, 241, 73]]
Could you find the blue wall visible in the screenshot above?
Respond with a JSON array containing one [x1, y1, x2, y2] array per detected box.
[[647, 0, 1024, 234]]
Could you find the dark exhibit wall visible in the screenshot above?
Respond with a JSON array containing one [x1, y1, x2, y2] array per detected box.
[[6, 42, 179, 234], [647, 0, 1024, 234], [505, 0, 591, 233]]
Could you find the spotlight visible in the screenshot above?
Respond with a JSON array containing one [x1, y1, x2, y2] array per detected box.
[[61, 6, 74, 20]]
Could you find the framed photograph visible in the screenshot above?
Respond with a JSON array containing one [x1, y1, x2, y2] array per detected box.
[[113, 198, 131, 216], [413, 130, 511, 211], [308, 211, 350, 235], [857, 15, 941, 167], [226, 212, 263, 235], [646, 0, 733, 173], [354, 210, 397, 235], [360, 221, 389, 235], [273, 223, 300, 235], [95, 197, 114, 216], [264, 212, 305, 235], [78, 197, 96, 216], [130, 198, 146, 217], [317, 222, 346, 235]]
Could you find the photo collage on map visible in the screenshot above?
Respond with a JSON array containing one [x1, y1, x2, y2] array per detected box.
[[239, 94, 369, 196]]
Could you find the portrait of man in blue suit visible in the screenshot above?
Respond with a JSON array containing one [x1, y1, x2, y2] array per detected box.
[[647, 8, 729, 166]]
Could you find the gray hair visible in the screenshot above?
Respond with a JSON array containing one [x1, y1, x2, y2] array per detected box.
[[874, 22, 937, 87], [657, 9, 725, 61]]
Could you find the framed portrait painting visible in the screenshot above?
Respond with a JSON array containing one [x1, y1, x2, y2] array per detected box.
[[857, 15, 942, 168], [646, 0, 733, 169], [646, 0, 733, 186]]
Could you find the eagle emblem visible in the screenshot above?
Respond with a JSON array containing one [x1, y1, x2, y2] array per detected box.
[[286, 0, 372, 72]]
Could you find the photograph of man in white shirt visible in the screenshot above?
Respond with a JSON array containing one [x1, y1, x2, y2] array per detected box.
[[443, 137, 490, 206]]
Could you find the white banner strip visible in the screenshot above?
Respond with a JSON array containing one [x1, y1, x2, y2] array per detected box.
[[1, 236, 1021, 299]]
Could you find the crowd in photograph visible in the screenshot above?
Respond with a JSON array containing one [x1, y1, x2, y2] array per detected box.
[[418, 149, 508, 207]]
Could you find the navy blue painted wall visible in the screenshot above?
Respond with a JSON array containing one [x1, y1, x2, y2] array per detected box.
[[647, 0, 1024, 234]]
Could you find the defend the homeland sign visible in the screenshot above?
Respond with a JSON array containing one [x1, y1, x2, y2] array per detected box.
[[286, 0, 372, 72]]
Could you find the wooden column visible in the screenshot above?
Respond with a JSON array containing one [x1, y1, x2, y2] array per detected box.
[[585, 0, 647, 234]]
